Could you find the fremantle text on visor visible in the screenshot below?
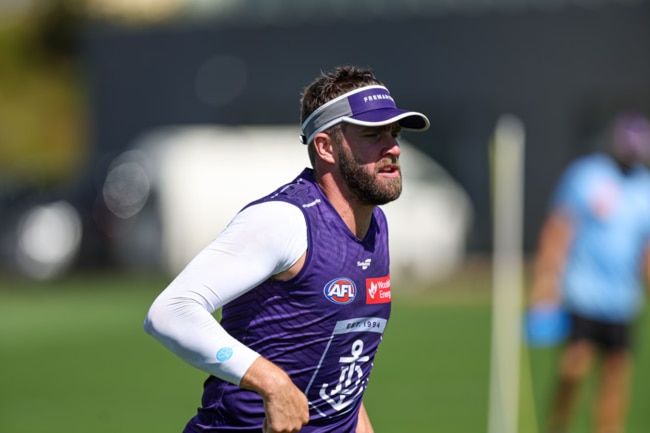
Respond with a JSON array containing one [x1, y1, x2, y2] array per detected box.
[[300, 85, 430, 145]]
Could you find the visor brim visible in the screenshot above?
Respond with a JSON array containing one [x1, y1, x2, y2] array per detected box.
[[345, 109, 430, 131]]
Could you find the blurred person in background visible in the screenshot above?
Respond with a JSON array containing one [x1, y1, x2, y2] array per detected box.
[[144, 65, 430, 433], [529, 111, 650, 433]]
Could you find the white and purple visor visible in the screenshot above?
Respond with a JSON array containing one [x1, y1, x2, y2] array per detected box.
[[300, 85, 430, 145]]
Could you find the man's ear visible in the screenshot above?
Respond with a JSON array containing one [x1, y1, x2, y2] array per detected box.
[[313, 133, 336, 165]]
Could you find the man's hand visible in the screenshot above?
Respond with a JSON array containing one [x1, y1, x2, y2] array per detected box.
[[240, 357, 309, 433], [529, 210, 573, 307]]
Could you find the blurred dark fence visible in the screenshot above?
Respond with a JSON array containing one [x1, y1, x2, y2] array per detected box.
[[81, 2, 650, 253]]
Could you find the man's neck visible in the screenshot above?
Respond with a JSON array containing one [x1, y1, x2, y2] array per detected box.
[[612, 155, 634, 175], [315, 172, 374, 239]]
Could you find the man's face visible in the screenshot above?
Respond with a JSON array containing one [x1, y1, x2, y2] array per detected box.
[[612, 114, 650, 166], [337, 123, 402, 206]]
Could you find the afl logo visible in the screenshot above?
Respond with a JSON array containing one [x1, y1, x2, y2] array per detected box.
[[323, 278, 357, 304]]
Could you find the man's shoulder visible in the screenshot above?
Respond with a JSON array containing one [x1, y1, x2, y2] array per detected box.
[[570, 153, 608, 169], [562, 153, 612, 181], [248, 168, 316, 205], [632, 164, 650, 182]]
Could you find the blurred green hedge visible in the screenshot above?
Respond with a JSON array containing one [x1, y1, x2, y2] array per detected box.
[[0, 4, 86, 188]]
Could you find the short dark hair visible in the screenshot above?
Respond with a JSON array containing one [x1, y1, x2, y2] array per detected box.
[[300, 65, 383, 124], [301, 66, 383, 166]]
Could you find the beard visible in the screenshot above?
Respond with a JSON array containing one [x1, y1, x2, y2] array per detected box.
[[338, 146, 402, 206]]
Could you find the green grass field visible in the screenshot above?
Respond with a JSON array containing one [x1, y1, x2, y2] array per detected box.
[[1, 270, 649, 433]]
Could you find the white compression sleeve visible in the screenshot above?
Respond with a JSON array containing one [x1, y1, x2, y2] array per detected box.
[[144, 201, 307, 385]]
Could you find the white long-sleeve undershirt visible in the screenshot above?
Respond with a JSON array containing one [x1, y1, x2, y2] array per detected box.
[[143, 201, 308, 385]]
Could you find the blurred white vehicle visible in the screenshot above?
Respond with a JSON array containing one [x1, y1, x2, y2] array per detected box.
[[103, 125, 473, 283]]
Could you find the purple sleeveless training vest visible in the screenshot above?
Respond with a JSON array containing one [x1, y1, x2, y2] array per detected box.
[[184, 168, 392, 432]]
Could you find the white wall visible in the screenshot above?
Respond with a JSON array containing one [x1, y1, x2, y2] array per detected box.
[[125, 125, 473, 283]]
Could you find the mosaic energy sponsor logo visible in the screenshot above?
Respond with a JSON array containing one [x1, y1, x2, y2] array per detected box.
[[366, 275, 391, 304], [323, 278, 357, 304]]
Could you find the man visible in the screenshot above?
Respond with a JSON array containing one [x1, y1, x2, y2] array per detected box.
[[529, 112, 650, 433], [144, 65, 430, 433]]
